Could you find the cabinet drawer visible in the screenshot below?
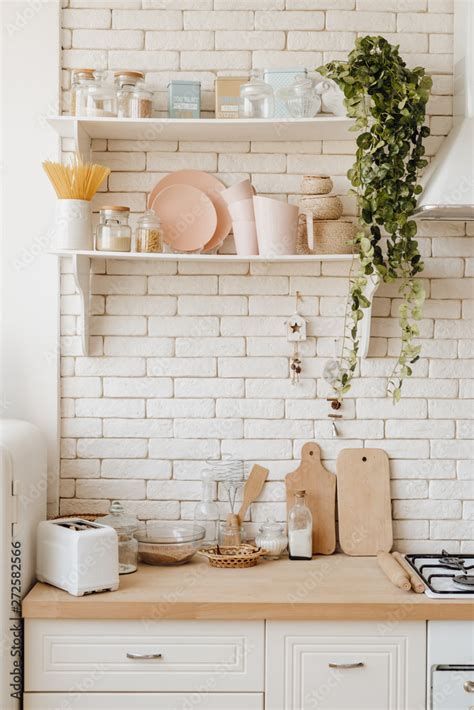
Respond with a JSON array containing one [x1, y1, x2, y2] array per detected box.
[[25, 620, 264, 693], [24, 693, 264, 709], [266, 620, 426, 710]]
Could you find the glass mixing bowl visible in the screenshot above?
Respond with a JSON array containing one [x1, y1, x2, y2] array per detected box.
[[135, 523, 206, 565]]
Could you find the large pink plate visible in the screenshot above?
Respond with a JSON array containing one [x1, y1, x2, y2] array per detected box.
[[150, 184, 217, 252], [148, 170, 232, 252]]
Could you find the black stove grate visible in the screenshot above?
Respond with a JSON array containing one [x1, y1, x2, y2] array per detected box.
[[405, 553, 474, 595]]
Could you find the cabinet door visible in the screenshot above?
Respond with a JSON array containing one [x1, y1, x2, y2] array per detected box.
[[25, 619, 264, 693], [266, 620, 426, 710], [24, 693, 264, 709]]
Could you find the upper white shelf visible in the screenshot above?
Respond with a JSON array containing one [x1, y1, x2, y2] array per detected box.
[[48, 115, 354, 143], [52, 249, 354, 263]]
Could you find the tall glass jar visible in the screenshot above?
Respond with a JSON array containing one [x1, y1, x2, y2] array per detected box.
[[114, 71, 153, 118], [288, 490, 313, 560], [97, 501, 139, 575], [71, 69, 116, 117], [135, 210, 163, 253], [194, 470, 219, 547], [96, 206, 132, 252], [239, 73, 274, 119]]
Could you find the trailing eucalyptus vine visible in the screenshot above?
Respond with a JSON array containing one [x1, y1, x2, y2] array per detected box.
[[318, 36, 432, 402]]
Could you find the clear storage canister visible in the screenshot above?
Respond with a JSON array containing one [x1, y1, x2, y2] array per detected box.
[[96, 206, 132, 252], [97, 501, 139, 575], [135, 210, 163, 253], [114, 71, 153, 118], [71, 69, 116, 117], [239, 73, 274, 119]]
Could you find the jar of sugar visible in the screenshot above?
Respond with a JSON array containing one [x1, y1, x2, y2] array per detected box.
[[288, 490, 312, 560]]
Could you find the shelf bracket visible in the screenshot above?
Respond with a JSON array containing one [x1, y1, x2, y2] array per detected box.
[[357, 273, 380, 358], [73, 120, 91, 161], [72, 254, 91, 356]]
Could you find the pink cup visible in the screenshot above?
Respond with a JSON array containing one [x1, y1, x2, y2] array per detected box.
[[228, 198, 255, 222], [221, 178, 256, 206], [232, 221, 259, 256], [253, 196, 299, 256]]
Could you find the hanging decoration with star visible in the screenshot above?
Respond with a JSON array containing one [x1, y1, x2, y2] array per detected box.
[[287, 291, 307, 385]]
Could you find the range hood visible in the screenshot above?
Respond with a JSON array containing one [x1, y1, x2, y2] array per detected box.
[[414, 0, 474, 220]]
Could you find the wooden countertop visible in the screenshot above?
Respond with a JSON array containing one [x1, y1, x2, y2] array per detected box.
[[22, 555, 474, 621]]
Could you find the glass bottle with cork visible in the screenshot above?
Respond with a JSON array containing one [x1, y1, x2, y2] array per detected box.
[[288, 489, 313, 560]]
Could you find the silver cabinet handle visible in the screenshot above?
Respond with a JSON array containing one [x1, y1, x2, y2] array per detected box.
[[464, 681, 474, 693], [126, 652, 162, 660], [328, 662, 365, 669]]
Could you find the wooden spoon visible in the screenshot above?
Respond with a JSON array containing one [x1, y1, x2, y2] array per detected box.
[[226, 464, 269, 527]]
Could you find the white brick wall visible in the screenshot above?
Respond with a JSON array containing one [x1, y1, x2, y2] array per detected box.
[[58, 0, 473, 551]]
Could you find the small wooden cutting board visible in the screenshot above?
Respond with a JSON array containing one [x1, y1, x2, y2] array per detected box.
[[285, 442, 336, 555], [336, 448, 393, 556]]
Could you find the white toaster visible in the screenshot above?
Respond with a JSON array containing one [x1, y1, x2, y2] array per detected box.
[[36, 518, 119, 596]]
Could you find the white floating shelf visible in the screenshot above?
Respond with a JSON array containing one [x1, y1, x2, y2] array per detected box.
[[47, 115, 354, 145], [52, 249, 355, 263]]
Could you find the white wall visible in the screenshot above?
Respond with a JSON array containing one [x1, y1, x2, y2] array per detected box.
[[1, 0, 61, 514]]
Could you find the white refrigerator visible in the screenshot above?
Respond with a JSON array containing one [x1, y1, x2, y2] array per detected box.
[[0, 420, 46, 710]]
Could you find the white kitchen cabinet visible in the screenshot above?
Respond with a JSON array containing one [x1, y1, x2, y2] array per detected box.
[[266, 620, 426, 710], [25, 619, 264, 693], [24, 693, 264, 709]]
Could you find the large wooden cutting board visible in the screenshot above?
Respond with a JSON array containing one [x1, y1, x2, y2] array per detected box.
[[337, 448, 393, 556], [285, 442, 336, 555]]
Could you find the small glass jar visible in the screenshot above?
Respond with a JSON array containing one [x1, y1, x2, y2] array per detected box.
[[239, 73, 274, 119], [97, 501, 139, 574], [255, 518, 288, 560], [284, 75, 321, 118], [218, 519, 241, 548], [115, 71, 153, 118], [288, 490, 313, 560], [96, 206, 131, 252], [71, 69, 117, 117], [135, 210, 163, 253], [194, 470, 219, 547]]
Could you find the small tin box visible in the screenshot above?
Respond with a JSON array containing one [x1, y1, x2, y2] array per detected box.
[[263, 68, 307, 118], [215, 76, 248, 119], [168, 80, 201, 119]]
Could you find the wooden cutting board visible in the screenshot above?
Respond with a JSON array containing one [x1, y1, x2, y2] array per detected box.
[[285, 442, 336, 555], [337, 448, 393, 556]]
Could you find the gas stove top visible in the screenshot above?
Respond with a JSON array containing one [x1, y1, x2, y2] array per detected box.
[[405, 551, 474, 599]]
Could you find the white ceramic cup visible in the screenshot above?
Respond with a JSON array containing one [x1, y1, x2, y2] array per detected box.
[[253, 195, 303, 256], [221, 178, 256, 206], [52, 199, 93, 250], [232, 221, 259, 256], [228, 198, 255, 222]]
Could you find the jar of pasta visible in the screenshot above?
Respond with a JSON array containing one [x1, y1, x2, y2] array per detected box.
[[135, 210, 163, 253]]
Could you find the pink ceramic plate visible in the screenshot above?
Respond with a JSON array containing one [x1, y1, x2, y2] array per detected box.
[[148, 170, 232, 252], [150, 184, 217, 252]]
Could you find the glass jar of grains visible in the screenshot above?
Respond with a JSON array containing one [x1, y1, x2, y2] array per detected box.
[[96, 206, 132, 252], [135, 210, 163, 253], [71, 69, 117, 117], [114, 71, 153, 118]]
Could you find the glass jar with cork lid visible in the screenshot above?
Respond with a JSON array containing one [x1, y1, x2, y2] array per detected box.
[[114, 71, 153, 118], [71, 69, 117, 117], [96, 206, 132, 252]]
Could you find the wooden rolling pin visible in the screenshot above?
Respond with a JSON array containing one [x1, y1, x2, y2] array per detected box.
[[392, 551, 426, 593], [377, 551, 411, 591]]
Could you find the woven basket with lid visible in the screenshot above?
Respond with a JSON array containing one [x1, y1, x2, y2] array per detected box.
[[297, 217, 357, 255]]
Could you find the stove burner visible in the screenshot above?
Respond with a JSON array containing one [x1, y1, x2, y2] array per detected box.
[[453, 574, 474, 589], [441, 549, 466, 571]]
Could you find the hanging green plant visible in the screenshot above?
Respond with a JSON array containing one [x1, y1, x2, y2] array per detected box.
[[317, 36, 432, 402]]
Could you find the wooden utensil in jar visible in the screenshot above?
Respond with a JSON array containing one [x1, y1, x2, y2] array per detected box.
[[226, 464, 269, 527]]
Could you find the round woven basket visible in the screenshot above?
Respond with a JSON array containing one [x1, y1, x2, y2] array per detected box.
[[198, 544, 267, 569], [301, 175, 333, 195], [299, 195, 343, 220], [297, 217, 357, 255]]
